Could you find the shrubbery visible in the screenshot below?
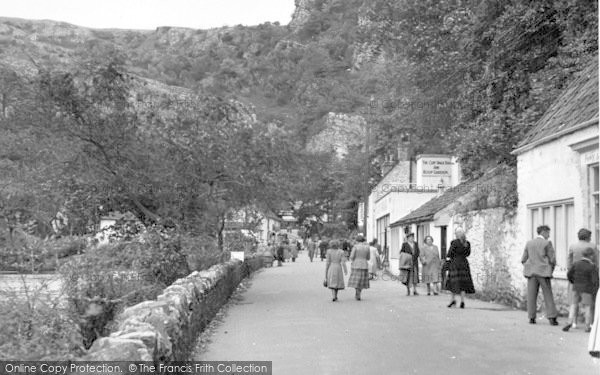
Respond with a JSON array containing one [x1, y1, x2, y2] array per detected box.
[[0, 280, 84, 360], [60, 228, 191, 348]]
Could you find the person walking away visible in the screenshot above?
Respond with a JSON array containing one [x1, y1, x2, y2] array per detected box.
[[420, 235, 442, 295], [276, 242, 284, 267], [521, 225, 559, 325], [290, 240, 299, 262], [567, 228, 599, 328], [368, 240, 380, 280], [563, 247, 599, 332], [400, 233, 420, 295], [319, 238, 328, 262], [348, 235, 370, 300], [325, 240, 347, 301], [446, 228, 475, 308], [307, 237, 316, 262]]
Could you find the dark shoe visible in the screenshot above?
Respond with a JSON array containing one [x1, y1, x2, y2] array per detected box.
[[585, 326, 592, 333], [447, 300, 456, 308], [413, 291, 419, 296], [433, 292, 439, 296], [427, 292, 431, 296], [529, 318, 536, 324], [549, 318, 558, 326], [460, 302, 465, 309], [562, 324, 572, 332]]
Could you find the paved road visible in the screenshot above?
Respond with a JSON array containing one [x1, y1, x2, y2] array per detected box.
[[196, 252, 599, 375]]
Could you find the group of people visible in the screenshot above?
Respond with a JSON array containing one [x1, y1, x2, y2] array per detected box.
[[324, 235, 374, 301], [268, 239, 301, 266]]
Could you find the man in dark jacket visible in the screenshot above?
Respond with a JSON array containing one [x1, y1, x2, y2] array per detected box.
[[563, 247, 599, 332]]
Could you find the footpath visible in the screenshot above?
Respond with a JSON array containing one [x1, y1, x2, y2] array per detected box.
[[195, 252, 598, 375]]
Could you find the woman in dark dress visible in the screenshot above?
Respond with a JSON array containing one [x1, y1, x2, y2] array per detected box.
[[446, 227, 475, 308], [400, 233, 420, 295]]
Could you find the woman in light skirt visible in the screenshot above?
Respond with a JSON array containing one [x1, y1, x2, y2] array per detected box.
[[325, 240, 347, 301]]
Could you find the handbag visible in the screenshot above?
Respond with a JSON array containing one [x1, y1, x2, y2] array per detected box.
[[398, 252, 413, 270], [323, 280, 328, 288]]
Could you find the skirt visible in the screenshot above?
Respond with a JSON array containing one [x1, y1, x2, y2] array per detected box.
[[348, 269, 370, 289], [327, 263, 345, 290], [445, 259, 475, 294]]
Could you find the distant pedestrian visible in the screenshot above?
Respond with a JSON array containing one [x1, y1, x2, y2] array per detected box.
[[563, 247, 599, 333], [420, 235, 442, 296], [276, 243, 284, 267], [521, 225, 558, 325], [446, 228, 475, 308], [400, 233, 420, 295], [307, 237, 317, 262], [342, 239, 351, 259], [325, 240, 347, 302], [348, 235, 370, 300], [290, 240, 298, 262], [368, 240, 380, 280], [319, 238, 328, 261]]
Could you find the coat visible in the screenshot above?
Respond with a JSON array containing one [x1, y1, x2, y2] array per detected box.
[[368, 246, 380, 273], [445, 239, 475, 294], [400, 241, 420, 284], [420, 244, 442, 283], [326, 249, 347, 289], [568, 240, 599, 269], [567, 258, 599, 295], [522, 236, 556, 278], [349, 243, 370, 269]]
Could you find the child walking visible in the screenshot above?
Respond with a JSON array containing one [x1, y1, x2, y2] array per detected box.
[[563, 247, 599, 332]]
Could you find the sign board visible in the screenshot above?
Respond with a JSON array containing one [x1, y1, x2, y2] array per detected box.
[[230, 251, 245, 261], [416, 155, 455, 188]]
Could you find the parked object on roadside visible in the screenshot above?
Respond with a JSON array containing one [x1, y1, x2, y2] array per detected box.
[[347, 235, 370, 300], [563, 247, 599, 333], [446, 228, 475, 309], [521, 225, 558, 325], [325, 240, 347, 301]]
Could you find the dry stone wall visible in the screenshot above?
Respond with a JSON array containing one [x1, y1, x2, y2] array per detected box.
[[82, 256, 262, 364]]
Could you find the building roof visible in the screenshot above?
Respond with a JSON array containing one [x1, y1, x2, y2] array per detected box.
[[389, 168, 501, 227], [514, 58, 598, 154]]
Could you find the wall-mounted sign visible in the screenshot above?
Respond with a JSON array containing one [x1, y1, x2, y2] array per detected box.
[[416, 155, 456, 188]]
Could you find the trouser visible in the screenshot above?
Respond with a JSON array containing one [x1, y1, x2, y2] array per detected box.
[[527, 276, 558, 319], [568, 303, 592, 327]]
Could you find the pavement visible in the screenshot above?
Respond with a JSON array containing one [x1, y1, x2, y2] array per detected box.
[[195, 252, 599, 375]]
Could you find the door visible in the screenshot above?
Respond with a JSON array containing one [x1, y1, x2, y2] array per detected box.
[[440, 226, 447, 259]]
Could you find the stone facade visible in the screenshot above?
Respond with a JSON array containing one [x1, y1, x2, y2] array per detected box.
[[455, 208, 570, 314], [81, 256, 262, 366]]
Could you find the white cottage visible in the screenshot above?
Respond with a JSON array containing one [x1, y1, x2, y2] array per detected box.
[[512, 59, 599, 281], [365, 145, 461, 271]]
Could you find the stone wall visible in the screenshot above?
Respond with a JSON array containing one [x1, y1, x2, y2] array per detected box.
[[82, 256, 262, 363], [455, 208, 570, 314]]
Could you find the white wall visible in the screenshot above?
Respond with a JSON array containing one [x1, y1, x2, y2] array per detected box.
[[517, 125, 598, 278]]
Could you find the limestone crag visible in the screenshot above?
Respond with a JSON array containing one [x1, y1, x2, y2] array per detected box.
[[308, 112, 366, 158]]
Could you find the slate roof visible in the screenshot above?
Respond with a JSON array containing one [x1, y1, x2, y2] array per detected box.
[[389, 168, 502, 227], [515, 58, 598, 152]]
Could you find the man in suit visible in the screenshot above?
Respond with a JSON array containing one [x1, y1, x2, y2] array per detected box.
[[522, 225, 559, 325]]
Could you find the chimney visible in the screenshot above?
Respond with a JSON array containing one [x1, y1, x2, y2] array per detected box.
[[397, 142, 411, 162], [381, 154, 395, 176]]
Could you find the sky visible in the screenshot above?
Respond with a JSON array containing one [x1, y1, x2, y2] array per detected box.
[[0, 0, 296, 29]]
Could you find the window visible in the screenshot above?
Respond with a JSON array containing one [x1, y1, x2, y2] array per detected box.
[[376, 214, 390, 258], [590, 164, 599, 243], [528, 199, 576, 275]]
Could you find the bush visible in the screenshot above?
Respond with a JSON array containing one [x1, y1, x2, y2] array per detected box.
[[0, 278, 84, 360], [181, 234, 221, 271], [60, 228, 190, 348]]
